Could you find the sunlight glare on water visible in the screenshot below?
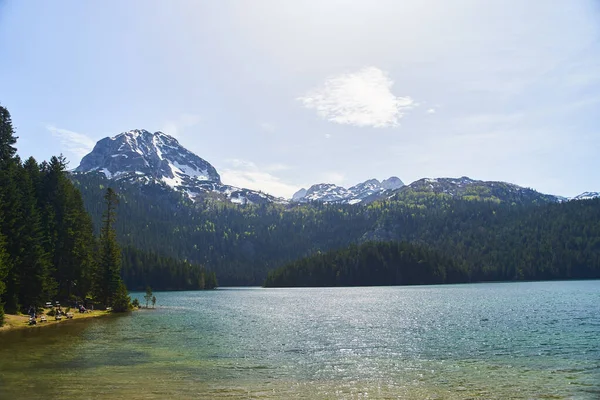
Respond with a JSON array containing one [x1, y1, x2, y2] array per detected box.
[[1, 281, 599, 399]]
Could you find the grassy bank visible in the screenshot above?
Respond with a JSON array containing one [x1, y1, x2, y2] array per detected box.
[[0, 310, 116, 332]]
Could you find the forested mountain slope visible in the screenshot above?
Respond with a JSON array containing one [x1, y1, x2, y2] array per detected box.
[[264, 241, 469, 287], [71, 172, 600, 285]]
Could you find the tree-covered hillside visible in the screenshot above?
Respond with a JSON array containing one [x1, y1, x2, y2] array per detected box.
[[264, 241, 469, 287], [72, 172, 600, 286], [121, 246, 217, 291]]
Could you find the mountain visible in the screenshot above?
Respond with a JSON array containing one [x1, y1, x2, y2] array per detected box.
[[69, 129, 600, 288], [381, 177, 404, 190], [291, 175, 566, 205], [392, 176, 563, 205], [71, 169, 600, 286], [75, 129, 285, 205], [572, 192, 600, 201], [74, 129, 594, 209], [292, 177, 405, 204], [291, 188, 307, 201]]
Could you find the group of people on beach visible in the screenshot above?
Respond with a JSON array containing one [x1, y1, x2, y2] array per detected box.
[[25, 300, 94, 325]]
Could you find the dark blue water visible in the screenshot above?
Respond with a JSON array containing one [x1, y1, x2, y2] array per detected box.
[[1, 281, 599, 399]]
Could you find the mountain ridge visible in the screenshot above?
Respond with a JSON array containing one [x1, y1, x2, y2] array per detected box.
[[392, 176, 563, 205], [75, 129, 596, 205], [292, 177, 405, 204]]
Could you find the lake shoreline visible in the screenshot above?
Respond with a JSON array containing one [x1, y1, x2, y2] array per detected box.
[[0, 309, 134, 333]]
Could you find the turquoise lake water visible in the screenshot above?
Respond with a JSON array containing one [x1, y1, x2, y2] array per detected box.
[[1, 281, 599, 399]]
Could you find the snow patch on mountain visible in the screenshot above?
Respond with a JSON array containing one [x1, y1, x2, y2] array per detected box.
[[75, 129, 285, 205], [292, 177, 404, 204], [571, 192, 600, 201]]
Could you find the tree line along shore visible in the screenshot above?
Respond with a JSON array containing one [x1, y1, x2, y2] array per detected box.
[[0, 105, 217, 329], [0, 103, 132, 326]]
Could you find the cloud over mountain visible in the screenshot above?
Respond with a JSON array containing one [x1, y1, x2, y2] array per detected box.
[[298, 67, 414, 128]]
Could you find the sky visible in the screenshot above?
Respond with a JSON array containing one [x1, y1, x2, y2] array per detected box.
[[1, 0, 599, 198]]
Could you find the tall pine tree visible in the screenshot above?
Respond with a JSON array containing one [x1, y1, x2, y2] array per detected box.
[[0, 104, 101, 318], [95, 188, 124, 308], [0, 105, 17, 164], [0, 220, 7, 326], [16, 157, 52, 310], [0, 105, 22, 313]]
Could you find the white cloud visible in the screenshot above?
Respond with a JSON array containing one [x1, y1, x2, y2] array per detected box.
[[161, 113, 201, 138], [298, 67, 414, 128], [324, 133, 332, 139], [47, 125, 96, 159], [220, 159, 300, 198], [427, 108, 436, 114]]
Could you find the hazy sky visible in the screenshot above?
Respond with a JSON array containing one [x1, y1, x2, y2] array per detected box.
[[1, 0, 599, 198]]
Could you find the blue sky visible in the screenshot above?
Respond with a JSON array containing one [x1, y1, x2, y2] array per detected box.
[[1, 0, 599, 198]]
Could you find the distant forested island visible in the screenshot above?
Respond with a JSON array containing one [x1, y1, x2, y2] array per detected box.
[[264, 241, 469, 287]]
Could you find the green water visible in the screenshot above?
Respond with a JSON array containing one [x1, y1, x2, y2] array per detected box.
[[1, 281, 599, 399]]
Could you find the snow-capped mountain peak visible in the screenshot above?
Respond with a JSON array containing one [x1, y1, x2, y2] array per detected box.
[[571, 192, 600, 201], [77, 129, 221, 187], [75, 130, 284, 205], [292, 177, 405, 204]]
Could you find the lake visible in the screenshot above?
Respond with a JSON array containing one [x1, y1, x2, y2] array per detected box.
[[1, 281, 599, 399]]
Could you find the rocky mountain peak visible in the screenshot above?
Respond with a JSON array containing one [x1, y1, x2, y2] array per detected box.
[[303, 183, 350, 203], [381, 176, 405, 190], [292, 177, 406, 204], [75, 130, 287, 205], [76, 129, 221, 187], [572, 192, 600, 201], [292, 188, 308, 201]]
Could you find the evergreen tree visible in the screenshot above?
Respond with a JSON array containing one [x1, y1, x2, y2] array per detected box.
[[0, 227, 7, 326], [16, 158, 52, 310], [144, 286, 152, 308], [40, 155, 90, 300], [0, 105, 17, 165], [0, 105, 22, 313], [111, 281, 131, 312], [95, 188, 124, 307], [0, 105, 106, 318]]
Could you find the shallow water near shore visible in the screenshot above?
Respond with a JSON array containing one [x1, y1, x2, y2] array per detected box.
[[1, 281, 599, 399]]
